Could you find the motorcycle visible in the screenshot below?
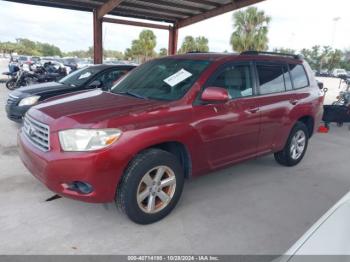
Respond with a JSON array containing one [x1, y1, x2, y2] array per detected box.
[[323, 76, 350, 128], [2, 62, 20, 90], [332, 76, 350, 106], [4, 61, 67, 90], [34, 61, 67, 82], [6, 67, 37, 90]]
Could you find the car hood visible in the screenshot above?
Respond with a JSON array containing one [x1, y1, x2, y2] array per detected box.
[[12, 81, 68, 97], [29, 90, 167, 129]]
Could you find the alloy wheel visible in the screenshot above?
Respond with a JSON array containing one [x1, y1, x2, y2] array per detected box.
[[136, 166, 176, 214], [290, 130, 306, 160]]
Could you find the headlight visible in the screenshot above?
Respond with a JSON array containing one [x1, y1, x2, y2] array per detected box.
[[18, 96, 40, 106], [59, 129, 122, 152]]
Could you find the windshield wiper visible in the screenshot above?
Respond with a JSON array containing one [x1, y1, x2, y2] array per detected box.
[[115, 91, 147, 100]]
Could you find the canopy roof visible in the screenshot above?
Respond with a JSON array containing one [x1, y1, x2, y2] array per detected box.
[[5, 0, 265, 27], [4, 0, 266, 62]]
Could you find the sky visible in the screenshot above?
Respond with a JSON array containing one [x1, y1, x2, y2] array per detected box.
[[0, 0, 349, 53]]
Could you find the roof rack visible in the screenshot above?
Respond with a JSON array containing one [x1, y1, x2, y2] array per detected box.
[[241, 51, 303, 60], [186, 51, 210, 54]]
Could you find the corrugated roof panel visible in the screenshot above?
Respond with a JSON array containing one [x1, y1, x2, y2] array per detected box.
[[126, 0, 201, 15], [4, 0, 266, 25]]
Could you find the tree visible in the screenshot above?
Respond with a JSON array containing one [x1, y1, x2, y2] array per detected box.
[[64, 47, 123, 59], [179, 36, 197, 53], [125, 30, 157, 62], [16, 38, 38, 55], [327, 49, 343, 71], [38, 42, 62, 57], [340, 49, 350, 71], [195, 36, 209, 52], [0, 38, 62, 56], [137, 30, 157, 60], [178, 36, 209, 53], [300, 45, 344, 71], [0, 41, 17, 53], [104, 50, 124, 60], [124, 48, 133, 60], [230, 7, 271, 52]]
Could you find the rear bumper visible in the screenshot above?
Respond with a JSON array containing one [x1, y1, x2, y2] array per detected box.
[[17, 129, 125, 203]]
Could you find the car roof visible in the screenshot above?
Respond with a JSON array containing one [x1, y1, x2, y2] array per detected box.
[[166, 52, 303, 64]]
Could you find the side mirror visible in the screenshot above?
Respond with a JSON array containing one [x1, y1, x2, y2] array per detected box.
[[88, 80, 102, 89], [201, 87, 230, 103], [317, 81, 324, 90]]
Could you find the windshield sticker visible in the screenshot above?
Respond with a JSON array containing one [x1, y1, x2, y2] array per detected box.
[[163, 69, 192, 87], [78, 72, 92, 80]]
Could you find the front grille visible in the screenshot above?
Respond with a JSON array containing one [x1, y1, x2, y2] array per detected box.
[[7, 94, 19, 105], [23, 114, 50, 152]]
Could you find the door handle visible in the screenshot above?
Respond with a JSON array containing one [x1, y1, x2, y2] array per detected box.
[[290, 99, 298, 105], [248, 108, 259, 114]]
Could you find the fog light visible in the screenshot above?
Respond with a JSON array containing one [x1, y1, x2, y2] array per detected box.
[[66, 181, 93, 194]]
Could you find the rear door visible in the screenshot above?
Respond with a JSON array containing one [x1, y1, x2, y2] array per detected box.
[[192, 62, 261, 168], [254, 62, 295, 153]]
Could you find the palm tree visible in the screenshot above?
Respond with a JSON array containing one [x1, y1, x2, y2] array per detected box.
[[138, 30, 157, 58], [178, 36, 197, 54], [230, 7, 271, 52], [195, 36, 209, 52], [128, 30, 157, 62], [178, 36, 209, 54]]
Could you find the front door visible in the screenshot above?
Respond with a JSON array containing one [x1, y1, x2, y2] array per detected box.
[[192, 63, 261, 169]]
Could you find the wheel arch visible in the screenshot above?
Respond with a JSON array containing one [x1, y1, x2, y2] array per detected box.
[[297, 115, 315, 138], [142, 141, 192, 179]]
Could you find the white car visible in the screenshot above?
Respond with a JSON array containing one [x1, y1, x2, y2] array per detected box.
[[332, 69, 347, 78], [279, 191, 350, 261]]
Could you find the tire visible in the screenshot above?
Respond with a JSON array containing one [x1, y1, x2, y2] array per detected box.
[[274, 122, 309, 167], [116, 149, 184, 224], [6, 79, 17, 90]]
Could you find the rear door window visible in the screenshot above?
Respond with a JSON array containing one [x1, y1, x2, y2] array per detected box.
[[256, 63, 286, 95], [289, 64, 309, 89]]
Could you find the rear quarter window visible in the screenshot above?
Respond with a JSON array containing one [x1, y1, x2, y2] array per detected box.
[[290, 64, 309, 89]]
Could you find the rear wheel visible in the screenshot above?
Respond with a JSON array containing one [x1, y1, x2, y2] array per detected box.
[[116, 149, 184, 224], [274, 122, 309, 167]]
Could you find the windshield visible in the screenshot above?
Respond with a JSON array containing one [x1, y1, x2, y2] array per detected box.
[[59, 67, 100, 87], [111, 58, 211, 101]]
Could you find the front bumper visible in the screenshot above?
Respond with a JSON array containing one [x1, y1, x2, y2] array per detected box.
[[17, 128, 125, 203], [5, 104, 30, 122]]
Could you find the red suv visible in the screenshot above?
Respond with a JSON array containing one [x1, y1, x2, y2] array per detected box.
[[18, 52, 324, 224]]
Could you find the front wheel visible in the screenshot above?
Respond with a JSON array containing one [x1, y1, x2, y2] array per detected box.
[[6, 79, 17, 90], [274, 122, 309, 167], [116, 149, 184, 224]]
